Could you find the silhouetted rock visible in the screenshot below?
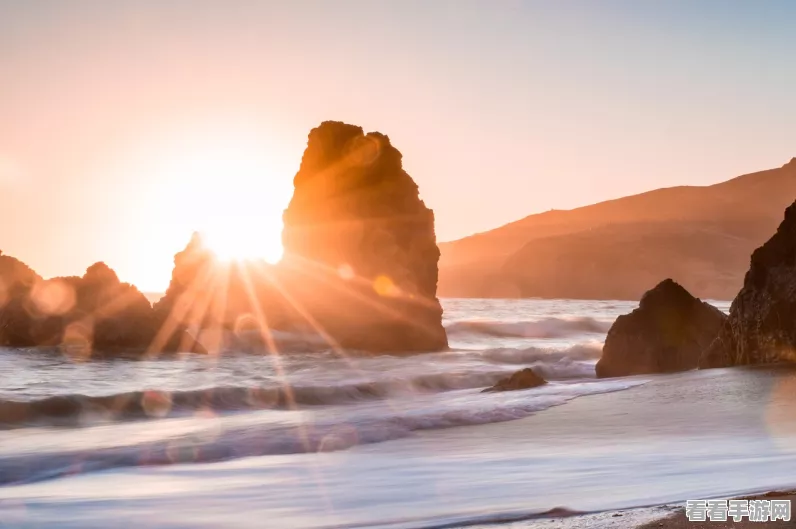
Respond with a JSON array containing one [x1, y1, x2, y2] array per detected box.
[[150, 234, 292, 355], [73, 262, 156, 354], [151, 234, 215, 354], [0, 251, 43, 347], [153, 233, 214, 322], [0, 251, 40, 292], [596, 279, 725, 378], [280, 121, 447, 352], [482, 368, 547, 393], [4, 121, 449, 356], [1, 254, 155, 355], [701, 201, 796, 368]]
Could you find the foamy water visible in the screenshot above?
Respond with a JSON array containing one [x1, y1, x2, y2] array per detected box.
[[7, 297, 781, 529]]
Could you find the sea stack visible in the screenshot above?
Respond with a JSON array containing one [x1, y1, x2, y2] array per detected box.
[[701, 200, 796, 368], [596, 279, 725, 378], [280, 121, 448, 352]]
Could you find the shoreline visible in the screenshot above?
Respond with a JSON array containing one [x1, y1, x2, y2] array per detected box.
[[5, 359, 796, 527], [462, 490, 796, 529], [431, 364, 796, 529], [637, 490, 796, 528]]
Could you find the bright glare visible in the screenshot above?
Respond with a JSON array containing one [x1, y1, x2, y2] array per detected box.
[[203, 225, 283, 263], [161, 143, 287, 264], [125, 125, 294, 289]]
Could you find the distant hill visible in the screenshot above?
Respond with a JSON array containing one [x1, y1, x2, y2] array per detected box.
[[438, 158, 796, 301]]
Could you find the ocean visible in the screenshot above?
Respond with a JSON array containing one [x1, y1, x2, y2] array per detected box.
[[5, 297, 796, 528]]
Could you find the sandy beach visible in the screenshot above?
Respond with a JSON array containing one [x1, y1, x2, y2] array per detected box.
[[450, 364, 796, 529], [5, 352, 796, 528], [639, 491, 796, 528]]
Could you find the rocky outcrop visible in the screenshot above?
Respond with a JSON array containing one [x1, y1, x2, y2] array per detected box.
[[596, 279, 726, 378], [151, 234, 216, 354], [1, 254, 155, 355], [71, 263, 156, 354], [3, 121, 449, 356], [279, 121, 447, 352], [0, 251, 44, 347], [482, 368, 547, 393], [153, 233, 215, 323], [700, 201, 796, 368]]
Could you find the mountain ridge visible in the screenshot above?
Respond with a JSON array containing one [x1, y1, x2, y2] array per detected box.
[[438, 158, 796, 300]]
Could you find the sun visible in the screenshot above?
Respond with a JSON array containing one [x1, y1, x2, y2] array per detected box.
[[168, 142, 289, 264], [124, 124, 296, 289], [202, 225, 283, 263]]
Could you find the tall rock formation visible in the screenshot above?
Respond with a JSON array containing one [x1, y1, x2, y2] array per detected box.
[[701, 201, 796, 368], [280, 121, 447, 352], [596, 279, 726, 378]]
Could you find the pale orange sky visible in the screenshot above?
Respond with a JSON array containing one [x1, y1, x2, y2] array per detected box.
[[2, 1, 795, 291]]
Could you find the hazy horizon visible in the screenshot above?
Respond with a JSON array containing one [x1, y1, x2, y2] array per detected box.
[[2, 0, 796, 291]]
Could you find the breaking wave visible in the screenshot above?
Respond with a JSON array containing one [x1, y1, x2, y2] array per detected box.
[[0, 374, 504, 428], [0, 343, 604, 428], [475, 342, 602, 380], [0, 378, 644, 485], [446, 317, 611, 339]]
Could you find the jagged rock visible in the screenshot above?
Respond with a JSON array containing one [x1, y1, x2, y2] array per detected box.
[[1, 255, 156, 354], [150, 234, 291, 354], [153, 233, 215, 323], [0, 251, 40, 292], [700, 201, 796, 368], [74, 263, 156, 354], [482, 368, 547, 393], [596, 279, 726, 378], [151, 234, 216, 354], [280, 121, 447, 352], [4, 121, 450, 356], [0, 251, 43, 347]]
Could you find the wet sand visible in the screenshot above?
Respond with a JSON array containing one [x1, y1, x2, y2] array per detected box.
[[452, 364, 796, 529], [636, 491, 796, 528]]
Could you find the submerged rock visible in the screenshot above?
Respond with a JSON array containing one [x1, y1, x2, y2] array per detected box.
[[482, 368, 547, 393], [280, 121, 448, 352], [596, 279, 725, 378], [701, 201, 796, 368]]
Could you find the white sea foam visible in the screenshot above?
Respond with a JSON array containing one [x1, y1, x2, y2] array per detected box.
[[446, 317, 612, 339], [0, 298, 653, 529], [0, 378, 642, 485]]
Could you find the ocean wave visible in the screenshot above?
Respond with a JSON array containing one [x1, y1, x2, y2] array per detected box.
[[0, 343, 605, 428], [445, 317, 611, 339], [0, 372, 514, 428], [0, 378, 645, 486], [474, 342, 601, 379], [232, 329, 329, 352]]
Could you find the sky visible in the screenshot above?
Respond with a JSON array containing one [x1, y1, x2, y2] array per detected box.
[[1, 0, 795, 291]]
